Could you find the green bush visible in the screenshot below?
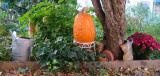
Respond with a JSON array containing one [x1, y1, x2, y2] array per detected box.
[[0, 44, 11, 60], [94, 16, 103, 41], [0, 7, 18, 61], [20, 2, 96, 72], [0, 24, 16, 61]]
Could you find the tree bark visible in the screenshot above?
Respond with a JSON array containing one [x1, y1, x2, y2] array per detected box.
[[91, 0, 126, 59]]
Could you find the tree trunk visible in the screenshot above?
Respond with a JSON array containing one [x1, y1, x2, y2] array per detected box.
[[91, 0, 126, 59]]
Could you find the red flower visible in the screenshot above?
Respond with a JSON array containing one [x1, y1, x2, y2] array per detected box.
[[149, 47, 154, 51], [128, 32, 160, 51], [142, 45, 146, 49]]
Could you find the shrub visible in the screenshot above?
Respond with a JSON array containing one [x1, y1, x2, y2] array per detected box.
[[20, 2, 96, 73], [0, 24, 16, 61]]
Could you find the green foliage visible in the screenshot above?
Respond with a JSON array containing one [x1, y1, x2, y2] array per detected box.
[[0, 9, 9, 25], [149, 50, 160, 59], [0, 5, 18, 61], [0, 44, 11, 60], [0, 25, 7, 36], [18, 0, 77, 37], [20, 2, 96, 72], [19, 0, 76, 23], [0, 9, 8, 21], [94, 16, 103, 41], [18, 2, 54, 37], [0, 24, 16, 61]]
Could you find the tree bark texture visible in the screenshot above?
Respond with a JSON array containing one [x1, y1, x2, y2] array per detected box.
[[91, 0, 126, 59]]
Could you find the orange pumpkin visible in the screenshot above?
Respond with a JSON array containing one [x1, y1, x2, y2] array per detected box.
[[28, 21, 36, 36], [73, 11, 96, 44]]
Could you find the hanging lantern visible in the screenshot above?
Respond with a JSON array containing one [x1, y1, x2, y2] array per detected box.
[[73, 7, 96, 48]]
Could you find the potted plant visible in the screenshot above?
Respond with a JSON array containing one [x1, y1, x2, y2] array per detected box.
[[128, 32, 160, 59]]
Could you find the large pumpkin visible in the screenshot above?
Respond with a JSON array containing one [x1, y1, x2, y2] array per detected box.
[[73, 11, 96, 45]]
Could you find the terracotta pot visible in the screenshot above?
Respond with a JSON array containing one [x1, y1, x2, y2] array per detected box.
[[102, 50, 114, 61]]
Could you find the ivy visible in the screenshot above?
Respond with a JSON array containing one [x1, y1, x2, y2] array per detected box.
[[20, 2, 96, 72]]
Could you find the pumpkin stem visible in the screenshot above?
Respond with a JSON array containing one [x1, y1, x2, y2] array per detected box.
[[81, 7, 90, 13]]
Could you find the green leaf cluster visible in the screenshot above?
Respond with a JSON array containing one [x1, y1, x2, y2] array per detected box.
[[149, 50, 160, 60], [0, 24, 15, 61], [20, 2, 96, 72]]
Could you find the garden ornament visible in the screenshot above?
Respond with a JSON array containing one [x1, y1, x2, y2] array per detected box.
[[11, 31, 33, 61], [120, 39, 133, 61]]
